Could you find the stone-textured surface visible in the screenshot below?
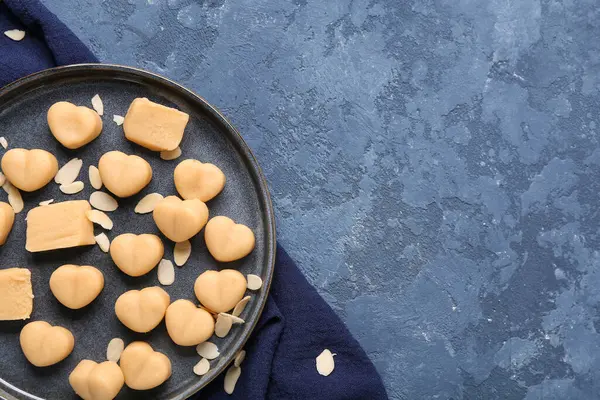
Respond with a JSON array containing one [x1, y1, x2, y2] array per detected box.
[[40, 0, 600, 398]]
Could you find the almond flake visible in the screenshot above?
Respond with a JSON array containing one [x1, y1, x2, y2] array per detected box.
[[90, 191, 118, 212], [160, 147, 182, 160], [2, 181, 15, 195], [234, 350, 246, 368], [157, 259, 175, 285], [59, 181, 84, 194], [224, 365, 241, 395], [193, 358, 210, 376], [91, 94, 103, 116], [196, 341, 219, 360], [316, 349, 335, 376], [39, 199, 54, 206], [214, 314, 233, 338], [134, 193, 163, 214], [174, 240, 191, 266], [106, 338, 124, 362], [4, 30, 25, 41], [219, 312, 245, 325], [55, 158, 83, 185], [0, 172, 6, 187], [86, 210, 113, 230], [232, 296, 251, 317], [88, 165, 102, 190], [3, 181, 23, 213], [95, 233, 110, 252], [8, 192, 22, 213], [113, 115, 124, 126], [0, 137, 8, 149], [246, 274, 263, 290]]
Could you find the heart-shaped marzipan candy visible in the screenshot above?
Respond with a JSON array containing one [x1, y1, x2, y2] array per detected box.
[[20, 321, 75, 367], [173, 159, 226, 202], [165, 299, 215, 346], [194, 269, 247, 313], [0, 202, 15, 245], [115, 286, 170, 333], [110, 233, 164, 277], [1, 149, 58, 192], [47, 101, 102, 149], [205, 216, 255, 262], [152, 196, 208, 242], [49, 265, 104, 309], [120, 342, 171, 390], [69, 360, 124, 400], [98, 151, 152, 197]]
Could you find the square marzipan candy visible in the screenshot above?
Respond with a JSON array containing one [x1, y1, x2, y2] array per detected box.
[[0, 268, 33, 320], [26, 200, 95, 252], [123, 97, 189, 152]]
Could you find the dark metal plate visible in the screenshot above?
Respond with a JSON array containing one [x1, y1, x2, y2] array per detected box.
[[0, 64, 276, 400]]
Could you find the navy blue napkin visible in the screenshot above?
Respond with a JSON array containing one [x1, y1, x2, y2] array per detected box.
[[0, 1, 387, 399]]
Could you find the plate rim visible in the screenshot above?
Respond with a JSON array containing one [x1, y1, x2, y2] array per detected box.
[[0, 63, 276, 400]]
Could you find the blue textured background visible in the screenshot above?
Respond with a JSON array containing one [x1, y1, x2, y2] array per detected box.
[[39, 0, 600, 398]]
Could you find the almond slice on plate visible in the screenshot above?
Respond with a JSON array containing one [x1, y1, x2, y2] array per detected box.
[[316, 349, 335, 376], [88, 165, 102, 190], [232, 296, 251, 317], [95, 233, 110, 253], [219, 312, 244, 325], [224, 365, 241, 395], [7, 191, 22, 213], [91, 94, 104, 116], [157, 259, 175, 285], [86, 210, 113, 230], [39, 199, 54, 206], [3, 181, 23, 213], [246, 274, 263, 290], [106, 338, 125, 362], [4, 30, 25, 41], [134, 193, 163, 214], [0, 137, 8, 149], [234, 350, 246, 368], [0, 172, 6, 187], [193, 358, 210, 376], [214, 314, 233, 338], [174, 240, 191, 266], [90, 191, 118, 212], [160, 147, 182, 161], [196, 341, 219, 360], [59, 181, 84, 194], [55, 158, 83, 185], [113, 115, 124, 126]]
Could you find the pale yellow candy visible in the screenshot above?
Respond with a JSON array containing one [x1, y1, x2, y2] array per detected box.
[[115, 287, 170, 333], [98, 151, 152, 198], [1, 148, 58, 192], [110, 233, 164, 277], [120, 342, 172, 390], [0, 268, 32, 320], [152, 196, 208, 242], [26, 200, 95, 252], [174, 159, 225, 202], [205, 216, 255, 262], [49, 265, 104, 310], [20, 321, 74, 367], [194, 270, 247, 313], [123, 98, 189, 151], [47, 101, 102, 149], [69, 360, 124, 400], [0, 202, 15, 245], [165, 299, 215, 346]]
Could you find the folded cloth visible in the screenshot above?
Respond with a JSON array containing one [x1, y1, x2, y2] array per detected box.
[[0, 1, 388, 399]]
